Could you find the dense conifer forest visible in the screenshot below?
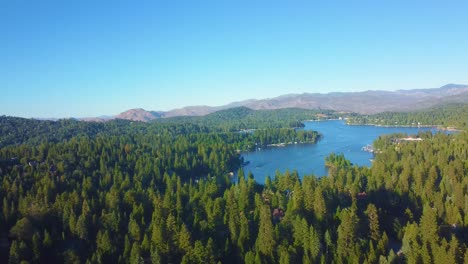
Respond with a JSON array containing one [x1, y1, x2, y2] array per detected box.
[[0, 106, 467, 263], [347, 104, 468, 129]]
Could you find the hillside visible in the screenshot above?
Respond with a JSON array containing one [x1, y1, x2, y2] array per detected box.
[[115, 108, 164, 122], [347, 103, 468, 129], [114, 84, 468, 121], [0, 108, 334, 148], [155, 107, 345, 131]]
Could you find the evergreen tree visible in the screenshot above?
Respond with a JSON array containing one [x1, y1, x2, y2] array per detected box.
[[8, 240, 20, 264], [314, 187, 327, 221], [130, 242, 143, 264], [178, 224, 192, 253], [32, 232, 41, 262], [256, 204, 275, 259], [365, 204, 380, 241], [337, 209, 359, 260]]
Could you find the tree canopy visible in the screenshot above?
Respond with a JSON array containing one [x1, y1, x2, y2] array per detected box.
[[0, 106, 467, 263]]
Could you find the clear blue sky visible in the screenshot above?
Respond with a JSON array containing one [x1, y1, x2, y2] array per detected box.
[[1, 0, 468, 118]]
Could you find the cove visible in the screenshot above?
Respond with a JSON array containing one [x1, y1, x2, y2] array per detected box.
[[241, 120, 439, 183]]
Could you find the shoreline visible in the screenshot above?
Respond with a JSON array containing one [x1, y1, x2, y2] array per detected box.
[[346, 123, 438, 128], [303, 118, 344, 122], [240, 141, 317, 154], [266, 141, 316, 148], [344, 122, 463, 131], [303, 119, 464, 131]]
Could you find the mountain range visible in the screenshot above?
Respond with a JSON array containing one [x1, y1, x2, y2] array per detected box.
[[107, 84, 468, 122]]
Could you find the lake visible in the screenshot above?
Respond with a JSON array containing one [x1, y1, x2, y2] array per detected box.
[[241, 120, 439, 183]]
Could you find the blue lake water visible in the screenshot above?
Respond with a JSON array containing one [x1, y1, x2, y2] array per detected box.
[[242, 120, 439, 183]]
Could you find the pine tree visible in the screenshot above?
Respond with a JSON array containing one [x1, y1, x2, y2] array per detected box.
[[292, 217, 308, 249], [309, 225, 321, 260], [278, 246, 290, 264], [448, 235, 461, 263], [377, 232, 388, 256], [402, 223, 421, 264], [151, 220, 168, 255], [8, 240, 20, 264], [150, 246, 161, 264], [337, 209, 359, 260], [237, 213, 250, 253], [256, 204, 275, 259], [365, 203, 380, 241], [324, 229, 333, 258], [128, 217, 141, 242], [225, 189, 239, 242], [166, 214, 178, 248], [123, 235, 132, 260], [3, 197, 9, 224], [130, 242, 143, 264], [141, 234, 150, 255], [314, 187, 327, 221], [75, 214, 88, 240], [420, 204, 438, 244], [43, 229, 52, 248], [96, 230, 113, 255], [178, 224, 192, 253], [291, 181, 304, 213], [244, 251, 255, 264], [32, 231, 41, 261]]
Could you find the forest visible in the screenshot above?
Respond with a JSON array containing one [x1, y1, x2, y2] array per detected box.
[[347, 104, 468, 129], [155, 107, 348, 132], [0, 107, 335, 148], [0, 105, 467, 263]]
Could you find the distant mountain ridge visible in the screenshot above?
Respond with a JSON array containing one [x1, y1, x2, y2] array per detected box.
[[114, 84, 468, 122], [115, 108, 164, 122]]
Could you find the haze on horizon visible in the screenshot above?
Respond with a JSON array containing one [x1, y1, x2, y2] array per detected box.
[[2, 1, 468, 118]]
